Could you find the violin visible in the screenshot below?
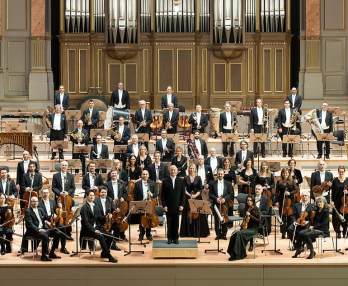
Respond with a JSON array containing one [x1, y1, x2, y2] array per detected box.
[[4, 208, 15, 228], [296, 211, 314, 227], [312, 181, 331, 198], [241, 207, 253, 229], [340, 194, 348, 215]]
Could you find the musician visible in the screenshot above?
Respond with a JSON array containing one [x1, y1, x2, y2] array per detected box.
[[22, 196, 63, 261], [310, 160, 333, 202], [222, 158, 237, 185], [54, 85, 69, 112], [288, 159, 303, 186], [219, 102, 237, 157], [188, 131, 208, 159], [82, 162, 104, 197], [22, 162, 43, 198], [209, 169, 233, 240], [161, 165, 185, 244], [80, 190, 117, 263], [134, 99, 152, 136], [255, 161, 274, 196], [126, 155, 142, 181], [38, 189, 69, 254], [250, 98, 266, 157], [90, 134, 109, 160], [0, 193, 13, 254], [227, 195, 260, 261], [189, 104, 208, 133], [171, 146, 188, 178], [111, 160, 128, 183], [331, 166, 348, 238], [52, 161, 76, 198], [286, 87, 302, 113], [238, 159, 257, 194], [155, 129, 175, 162], [205, 148, 223, 177], [196, 155, 214, 186], [134, 170, 157, 241], [254, 184, 271, 235], [234, 140, 254, 173], [148, 151, 169, 183], [48, 105, 68, 160], [161, 86, 178, 109], [70, 120, 89, 175], [180, 164, 209, 238], [0, 168, 16, 198], [111, 82, 130, 110], [163, 103, 179, 134], [136, 145, 152, 171], [127, 135, 141, 158], [113, 116, 131, 146], [315, 102, 333, 159], [81, 99, 99, 132]]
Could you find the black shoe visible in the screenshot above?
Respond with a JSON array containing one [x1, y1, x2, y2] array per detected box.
[[108, 255, 118, 263], [60, 248, 70, 254], [167, 240, 172, 244], [282, 154, 287, 158], [111, 244, 121, 251], [317, 155, 322, 159], [146, 235, 153, 241], [101, 252, 108, 258], [325, 155, 330, 159], [123, 237, 128, 242], [49, 253, 61, 259], [138, 236, 144, 241], [281, 234, 286, 239], [292, 249, 302, 258], [228, 257, 234, 261], [337, 232, 342, 239], [173, 240, 179, 244], [307, 250, 316, 259], [66, 236, 74, 241], [41, 255, 52, 262], [1, 250, 5, 255], [261, 154, 266, 158], [248, 244, 254, 252], [6, 245, 12, 253], [50, 156, 55, 160], [222, 236, 227, 240]]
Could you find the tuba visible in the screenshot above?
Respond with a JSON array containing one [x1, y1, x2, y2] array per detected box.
[[304, 109, 323, 134]]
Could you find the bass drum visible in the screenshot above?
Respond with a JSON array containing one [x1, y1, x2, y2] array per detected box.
[[209, 108, 221, 136]]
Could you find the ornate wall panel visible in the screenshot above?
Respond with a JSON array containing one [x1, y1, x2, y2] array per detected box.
[[158, 49, 174, 92], [324, 0, 345, 30], [124, 63, 137, 93], [229, 63, 242, 92], [67, 49, 77, 93]]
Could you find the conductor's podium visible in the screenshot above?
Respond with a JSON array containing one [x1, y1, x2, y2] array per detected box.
[[152, 240, 198, 259]]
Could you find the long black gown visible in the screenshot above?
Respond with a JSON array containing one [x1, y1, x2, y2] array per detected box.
[[0, 205, 13, 253], [180, 176, 210, 238]]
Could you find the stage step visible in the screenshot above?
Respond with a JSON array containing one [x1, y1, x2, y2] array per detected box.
[[152, 240, 198, 259]]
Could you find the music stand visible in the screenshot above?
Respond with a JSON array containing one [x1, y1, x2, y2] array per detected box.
[[113, 145, 128, 154], [250, 133, 268, 171], [90, 129, 107, 139], [166, 134, 180, 145], [65, 110, 81, 132], [67, 159, 82, 171], [137, 133, 150, 143], [50, 141, 69, 162], [124, 201, 153, 256], [205, 205, 225, 254], [91, 159, 112, 170], [188, 199, 211, 244], [283, 135, 301, 158], [261, 208, 283, 255], [73, 145, 91, 155], [316, 133, 335, 160], [4, 123, 27, 159], [190, 133, 210, 141], [221, 133, 239, 143]]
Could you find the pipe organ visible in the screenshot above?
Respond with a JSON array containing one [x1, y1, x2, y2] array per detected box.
[[60, 0, 292, 109]]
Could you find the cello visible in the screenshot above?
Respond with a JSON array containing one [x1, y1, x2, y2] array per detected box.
[[58, 193, 74, 226]]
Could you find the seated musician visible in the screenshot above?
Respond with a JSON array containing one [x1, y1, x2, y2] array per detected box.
[[113, 116, 131, 162], [189, 104, 208, 133], [227, 195, 260, 261], [219, 102, 237, 157], [82, 162, 104, 197], [106, 170, 128, 241], [134, 100, 152, 149], [288, 159, 303, 186], [161, 86, 178, 109], [196, 155, 213, 186], [171, 146, 188, 178], [293, 196, 329, 259], [205, 147, 223, 177], [155, 129, 175, 162], [127, 134, 141, 158], [163, 103, 179, 134], [0, 168, 16, 198], [80, 190, 117, 263], [148, 151, 169, 184], [310, 160, 333, 203], [22, 196, 63, 261], [209, 169, 233, 240], [52, 161, 76, 199], [188, 131, 208, 159], [70, 119, 89, 175], [134, 170, 157, 241], [111, 82, 130, 110], [238, 159, 257, 194], [315, 102, 333, 159], [21, 162, 43, 200], [81, 99, 99, 133], [0, 193, 13, 254], [234, 140, 254, 173], [254, 184, 271, 235], [90, 134, 109, 160], [250, 98, 266, 158], [136, 145, 152, 171], [48, 104, 67, 160], [38, 189, 69, 254]]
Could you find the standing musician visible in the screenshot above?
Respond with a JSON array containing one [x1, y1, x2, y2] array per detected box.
[[219, 102, 237, 157], [0, 168, 16, 198], [38, 189, 69, 254], [81, 99, 99, 133], [189, 105, 208, 133], [111, 82, 130, 110], [209, 169, 233, 240], [315, 102, 333, 159], [250, 98, 267, 158], [82, 162, 104, 197], [111, 160, 128, 183], [90, 134, 109, 160], [171, 146, 188, 178], [205, 148, 223, 177], [161, 165, 185, 244], [155, 129, 175, 162], [238, 159, 257, 194], [134, 100, 152, 148], [222, 158, 237, 185], [137, 145, 152, 171], [0, 193, 13, 254], [227, 195, 260, 261], [113, 115, 131, 163], [331, 166, 348, 238], [255, 161, 274, 202], [54, 85, 69, 112], [196, 155, 214, 186], [80, 190, 117, 263], [188, 131, 208, 159], [148, 151, 169, 184], [16, 150, 37, 194], [310, 160, 333, 203], [127, 135, 141, 158], [134, 170, 157, 241], [163, 103, 179, 134], [286, 87, 302, 113], [70, 120, 89, 175], [288, 159, 303, 186], [21, 162, 43, 199], [161, 86, 178, 109], [48, 105, 68, 160], [234, 141, 254, 173], [254, 184, 271, 235], [52, 161, 76, 199]]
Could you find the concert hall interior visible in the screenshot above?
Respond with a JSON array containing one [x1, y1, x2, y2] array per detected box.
[[1, 0, 348, 285]]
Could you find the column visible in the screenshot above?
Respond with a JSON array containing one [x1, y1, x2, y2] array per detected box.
[[0, 0, 4, 99], [29, 0, 54, 101]]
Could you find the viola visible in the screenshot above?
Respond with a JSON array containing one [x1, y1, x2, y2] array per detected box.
[[312, 181, 331, 198], [340, 194, 348, 215]]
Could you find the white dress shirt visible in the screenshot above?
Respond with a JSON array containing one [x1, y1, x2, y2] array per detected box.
[[142, 181, 149, 200], [217, 180, 224, 197], [171, 176, 176, 189], [112, 180, 119, 199], [141, 108, 145, 120], [285, 108, 291, 126], [257, 107, 263, 125], [43, 199, 52, 216], [61, 172, 67, 192], [194, 139, 202, 155], [117, 90, 126, 108], [96, 144, 102, 158], [53, 114, 62, 130], [196, 112, 201, 126], [118, 124, 124, 135], [161, 139, 167, 152], [292, 94, 296, 108], [321, 111, 328, 129], [241, 150, 247, 163], [2, 180, 7, 193], [210, 157, 218, 174], [166, 94, 172, 105], [33, 207, 43, 229], [59, 93, 64, 108], [89, 174, 95, 188], [100, 198, 106, 215], [197, 166, 206, 183], [169, 110, 173, 121], [320, 171, 325, 183], [23, 160, 30, 173], [132, 144, 139, 157], [155, 164, 160, 181], [224, 112, 232, 129]]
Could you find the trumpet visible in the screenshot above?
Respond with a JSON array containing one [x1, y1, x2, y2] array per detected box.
[[263, 104, 269, 134], [135, 120, 147, 132]]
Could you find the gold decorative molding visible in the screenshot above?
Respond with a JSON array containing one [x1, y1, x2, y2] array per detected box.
[[105, 45, 139, 62], [210, 46, 246, 62]]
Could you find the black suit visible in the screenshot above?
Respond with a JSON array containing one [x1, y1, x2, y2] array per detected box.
[[219, 112, 237, 156], [310, 171, 333, 201], [161, 177, 185, 241], [205, 156, 223, 175], [277, 108, 299, 156], [127, 143, 141, 157], [189, 112, 208, 133], [161, 94, 178, 109], [0, 179, 16, 197], [134, 109, 152, 134], [48, 113, 67, 158], [250, 107, 266, 156], [315, 109, 333, 157], [81, 108, 99, 130], [90, 144, 109, 160], [52, 172, 75, 198], [163, 110, 179, 134], [171, 156, 188, 177], [94, 197, 114, 228], [148, 163, 169, 182], [196, 165, 214, 185], [54, 92, 69, 111], [22, 172, 43, 194], [70, 128, 89, 175], [155, 138, 175, 162], [16, 160, 37, 186], [82, 173, 104, 197], [234, 150, 254, 168], [188, 139, 208, 159], [113, 125, 131, 145], [38, 199, 56, 219], [286, 94, 302, 112], [106, 180, 128, 200], [111, 89, 130, 110]]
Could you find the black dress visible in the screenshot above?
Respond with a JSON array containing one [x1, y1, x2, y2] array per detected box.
[[331, 177, 348, 234], [227, 206, 260, 260], [180, 176, 210, 238], [136, 155, 152, 171], [171, 156, 188, 177], [255, 174, 274, 190], [0, 205, 14, 253], [127, 166, 141, 181], [239, 168, 257, 193], [223, 168, 237, 185]]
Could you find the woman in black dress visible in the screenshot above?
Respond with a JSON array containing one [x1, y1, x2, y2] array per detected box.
[[238, 159, 257, 194], [255, 161, 274, 196], [127, 154, 141, 181], [227, 195, 260, 261], [0, 193, 13, 255], [136, 145, 152, 171], [171, 146, 188, 177], [288, 159, 303, 186], [222, 158, 237, 185], [180, 164, 210, 238]]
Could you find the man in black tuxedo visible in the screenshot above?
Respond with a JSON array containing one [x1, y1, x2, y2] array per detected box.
[[80, 190, 117, 263], [286, 87, 302, 113], [205, 147, 223, 176], [219, 102, 237, 157], [111, 82, 130, 110], [310, 160, 333, 202], [127, 134, 141, 158], [250, 98, 266, 157], [196, 156, 214, 185], [209, 169, 233, 239], [0, 168, 16, 198], [161, 86, 178, 109], [189, 131, 208, 159], [155, 130, 175, 162], [254, 184, 271, 235], [22, 162, 43, 199], [53, 85, 69, 112], [163, 103, 179, 134], [48, 105, 68, 160], [134, 100, 152, 149], [70, 120, 89, 175], [90, 134, 109, 160], [113, 116, 131, 163], [234, 141, 254, 172], [81, 99, 99, 133], [82, 162, 104, 197], [52, 161, 75, 199], [134, 170, 157, 241], [161, 165, 185, 244], [148, 151, 169, 183], [189, 104, 208, 133], [315, 102, 333, 159]]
